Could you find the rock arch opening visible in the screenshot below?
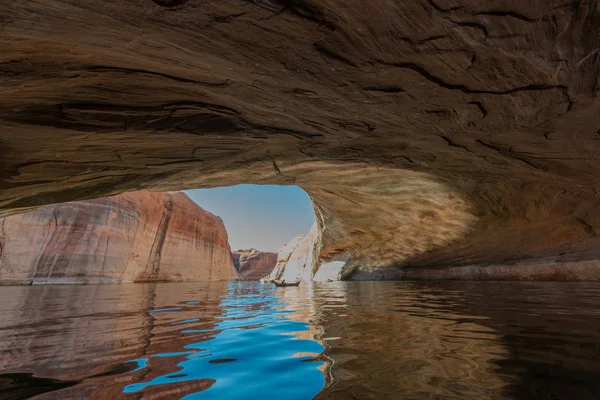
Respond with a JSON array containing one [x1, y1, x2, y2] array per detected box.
[[186, 184, 318, 280], [185, 184, 315, 254], [186, 163, 480, 281], [3, 0, 600, 280]]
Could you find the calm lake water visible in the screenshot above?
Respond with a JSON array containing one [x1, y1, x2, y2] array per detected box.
[[1, 281, 600, 399]]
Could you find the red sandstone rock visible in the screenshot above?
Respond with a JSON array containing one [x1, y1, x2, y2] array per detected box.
[[0, 191, 237, 284], [232, 249, 277, 280], [3, 0, 600, 280]]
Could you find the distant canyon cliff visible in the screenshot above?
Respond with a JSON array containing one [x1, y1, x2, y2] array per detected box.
[[233, 249, 278, 280], [0, 191, 238, 284]]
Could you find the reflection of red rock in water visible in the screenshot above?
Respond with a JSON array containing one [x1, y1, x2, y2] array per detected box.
[[0, 191, 237, 284], [232, 249, 278, 280], [0, 282, 229, 399]]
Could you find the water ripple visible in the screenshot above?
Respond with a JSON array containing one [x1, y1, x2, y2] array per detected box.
[[123, 283, 326, 399], [2, 281, 600, 399]]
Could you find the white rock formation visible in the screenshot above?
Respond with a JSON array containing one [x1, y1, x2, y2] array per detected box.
[[268, 223, 346, 281], [268, 223, 320, 281]]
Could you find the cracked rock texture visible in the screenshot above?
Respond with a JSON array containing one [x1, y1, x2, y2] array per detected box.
[[0, 191, 237, 284], [232, 248, 278, 280], [2, 0, 600, 279]]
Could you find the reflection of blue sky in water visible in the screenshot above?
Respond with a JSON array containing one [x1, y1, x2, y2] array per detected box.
[[124, 283, 325, 399], [172, 318, 200, 325], [149, 307, 182, 313]]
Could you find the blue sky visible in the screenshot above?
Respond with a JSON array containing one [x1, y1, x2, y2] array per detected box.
[[184, 185, 315, 253]]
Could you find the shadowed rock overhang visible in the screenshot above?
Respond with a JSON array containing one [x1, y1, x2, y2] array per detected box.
[[2, 0, 600, 279]]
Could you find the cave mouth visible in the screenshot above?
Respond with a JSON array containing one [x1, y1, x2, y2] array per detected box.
[[184, 184, 316, 255], [177, 162, 480, 281]]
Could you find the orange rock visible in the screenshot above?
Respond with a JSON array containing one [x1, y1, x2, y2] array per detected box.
[[0, 191, 237, 284], [233, 249, 277, 281]]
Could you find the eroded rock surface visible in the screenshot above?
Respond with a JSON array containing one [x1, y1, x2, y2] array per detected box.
[[232, 248, 277, 280], [2, 0, 600, 279], [269, 224, 321, 282], [0, 191, 237, 284]]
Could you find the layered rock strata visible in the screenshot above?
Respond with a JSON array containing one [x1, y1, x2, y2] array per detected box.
[[2, 0, 600, 280], [0, 191, 237, 284], [232, 249, 277, 280]]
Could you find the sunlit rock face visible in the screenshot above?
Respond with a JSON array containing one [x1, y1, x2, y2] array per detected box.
[[269, 224, 321, 282], [232, 249, 277, 280], [2, 0, 600, 280], [0, 191, 236, 284], [272, 164, 477, 281]]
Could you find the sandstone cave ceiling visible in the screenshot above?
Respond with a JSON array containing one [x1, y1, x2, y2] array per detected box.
[[2, 0, 600, 276]]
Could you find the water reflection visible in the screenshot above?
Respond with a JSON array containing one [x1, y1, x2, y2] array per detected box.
[[124, 283, 326, 399], [314, 282, 600, 400], [1, 282, 600, 399], [314, 282, 510, 399], [0, 282, 328, 399]]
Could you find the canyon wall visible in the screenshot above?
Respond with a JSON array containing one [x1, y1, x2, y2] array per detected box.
[[2, 0, 600, 280], [0, 191, 237, 284], [232, 249, 277, 280]]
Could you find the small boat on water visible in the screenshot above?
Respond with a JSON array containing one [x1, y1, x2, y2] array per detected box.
[[273, 279, 300, 287]]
